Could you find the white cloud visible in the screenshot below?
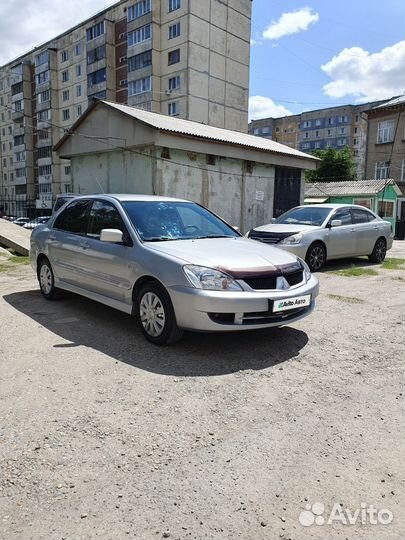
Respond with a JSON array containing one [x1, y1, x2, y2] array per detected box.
[[263, 7, 319, 40], [0, 0, 118, 65], [249, 96, 292, 121], [322, 40, 405, 101]]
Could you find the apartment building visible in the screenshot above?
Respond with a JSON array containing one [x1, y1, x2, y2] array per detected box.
[[365, 95, 405, 185], [249, 101, 384, 180], [0, 0, 252, 212]]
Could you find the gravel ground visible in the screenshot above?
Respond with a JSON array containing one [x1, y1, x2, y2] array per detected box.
[[0, 247, 404, 540]]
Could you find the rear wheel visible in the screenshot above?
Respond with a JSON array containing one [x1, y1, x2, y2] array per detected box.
[[368, 237, 386, 263], [136, 282, 183, 345], [305, 242, 326, 272], [38, 258, 61, 300]]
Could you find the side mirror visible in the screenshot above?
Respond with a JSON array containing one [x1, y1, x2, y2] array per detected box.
[[330, 219, 343, 228], [100, 228, 123, 243], [271, 217, 276, 223], [232, 225, 240, 233]]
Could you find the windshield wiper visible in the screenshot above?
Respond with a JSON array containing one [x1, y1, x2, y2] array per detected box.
[[193, 235, 234, 239], [143, 237, 177, 242]]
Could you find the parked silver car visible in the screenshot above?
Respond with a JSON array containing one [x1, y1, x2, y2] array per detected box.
[[30, 195, 319, 344], [247, 204, 394, 271]]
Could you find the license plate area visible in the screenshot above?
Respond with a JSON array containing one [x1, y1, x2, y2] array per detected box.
[[271, 294, 311, 313]]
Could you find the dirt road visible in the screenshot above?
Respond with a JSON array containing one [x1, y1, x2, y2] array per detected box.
[[0, 252, 404, 540]]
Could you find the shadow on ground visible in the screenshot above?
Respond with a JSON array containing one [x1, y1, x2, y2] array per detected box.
[[4, 289, 309, 377], [322, 256, 378, 272]]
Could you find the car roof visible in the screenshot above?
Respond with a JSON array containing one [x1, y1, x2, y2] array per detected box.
[[70, 194, 190, 203], [297, 203, 375, 210]]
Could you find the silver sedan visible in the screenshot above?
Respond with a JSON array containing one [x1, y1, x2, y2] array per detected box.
[[30, 195, 319, 345], [247, 204, 394, 272]]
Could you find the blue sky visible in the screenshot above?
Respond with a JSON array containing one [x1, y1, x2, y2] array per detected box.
[[249, 0, 405, 119]]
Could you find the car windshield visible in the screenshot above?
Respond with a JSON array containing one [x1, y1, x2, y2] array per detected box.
[[121, 201, 239, 242], [275, 206, 331, 226]]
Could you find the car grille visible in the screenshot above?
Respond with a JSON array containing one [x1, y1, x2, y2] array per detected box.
[[249, 230, 298, 244], [243, 269, 304, 290]]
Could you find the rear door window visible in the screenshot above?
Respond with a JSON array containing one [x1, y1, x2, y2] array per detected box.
[[53, 199, 91, 234], [351, 208, 370, 224]]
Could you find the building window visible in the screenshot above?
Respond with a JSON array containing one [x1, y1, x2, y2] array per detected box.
[[64, 183, 72, 193], [327, 129, 332, 136], [77, 105, 82, 116], [353, 138, 358, 145], [14, 99, 23, 112], [302, 142, 310, 150], [38, 129, 50, 140], [38, 109, 51, 122], [401, 159, 405, 182], [168, 0, 180, 12], [354, 127, 358, 134], [168, 102, 178, 116], [15, 151, 25, 162], [16, 167, 26, 178], [127, 24, 151, 46], [76, 85, 82, 97], [128, 50, 152, 72], [76, 64, 82, 77], [304, 132, 309, 139], [354, 198, 372, 209], [355, 114, 359, 122], [62, 90, 69, 101], [86, 21, 105, 41], [75, 43, 82, 56], [315, 130, 319, 138], [338, 115, 348, 123], [128, 76, 151, 95], [328, 118, 333, 125], [315, 119, 321, 126], [39, 183, 52, 194], [39, 165, 52, 176], [314, 142, 321, 149], [378, 200, 394, 218], [168, 75, 180, 90], [87, 68, 107, 87], [168, 49, 180, 65], [37, 89, 50, 104], [38, 146, 52, 159], [168, 22, 180, 39], [375, 161, 390, 179], [61, 50, 69, 62], [62, 109, 70, 121], [36, 71, 49, 85], [128, 0, 151, 21], [377, 120, 395, 143], [87, 45, 106, 65], [35, 51, 49, 67], [337, 138, 346, 146], [64, 166, 71, 175], [62, 70, 69, 82], [302, 120, 310, 128]]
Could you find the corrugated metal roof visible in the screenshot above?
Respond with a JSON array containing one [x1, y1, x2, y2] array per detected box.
[[101, 101, 318, 161], [305, 179, 395, 197], [373, 95, 405, 109]]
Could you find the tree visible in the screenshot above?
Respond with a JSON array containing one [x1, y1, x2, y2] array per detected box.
[[305, 147, 357, 182]]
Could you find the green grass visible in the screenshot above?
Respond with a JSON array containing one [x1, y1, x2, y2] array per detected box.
[[331, 267, 379, 277], [0, 254, 30, 272], [327, 294, 364, 304], [381, 258, 405, 270]]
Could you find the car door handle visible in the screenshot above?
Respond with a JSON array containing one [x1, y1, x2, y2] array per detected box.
[[80, 241, 90, 250], [49, 234, 56, 240]]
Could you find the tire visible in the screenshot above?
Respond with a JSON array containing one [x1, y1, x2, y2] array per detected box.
[[305, 242, 326, 272], [37, 258, 61, 300], [368, 237, 387, 263], [136, 282, 184, 345]]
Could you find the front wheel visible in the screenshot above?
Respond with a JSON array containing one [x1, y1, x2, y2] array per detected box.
[[305, 242, 326, 272], [136, 282, 184, 345], [38, 258, 61, 300], [368, 238, 387, 263]]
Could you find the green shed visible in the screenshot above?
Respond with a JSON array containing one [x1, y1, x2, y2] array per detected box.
[[304, 179, 401, 229]]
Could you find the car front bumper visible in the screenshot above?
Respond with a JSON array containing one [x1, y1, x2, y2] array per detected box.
[[168, 275, 319, 332]]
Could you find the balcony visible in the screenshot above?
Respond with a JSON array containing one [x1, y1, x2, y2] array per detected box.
[[38, 174, 53, 184], [37, 157, 52, 167], [15, 176, 27, 186], [12, 109, 25, 122], [13, 143, 26, 153]]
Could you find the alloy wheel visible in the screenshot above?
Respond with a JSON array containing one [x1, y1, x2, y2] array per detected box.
[[375, 240, 386, 262], [309, 246, 325, 271], [39, 264, 53, 295]]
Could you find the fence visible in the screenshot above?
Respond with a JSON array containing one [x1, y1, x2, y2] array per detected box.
[[0, 195, 56, 220]]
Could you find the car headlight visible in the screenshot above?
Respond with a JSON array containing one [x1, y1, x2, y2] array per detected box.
[[299, 258, 312, 282], [279, 233, 303, 245], [183, 265, 243, 291]]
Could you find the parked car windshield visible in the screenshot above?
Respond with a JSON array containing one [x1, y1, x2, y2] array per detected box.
[[275, 206, 331, 226], [121, 201, 239, 241]]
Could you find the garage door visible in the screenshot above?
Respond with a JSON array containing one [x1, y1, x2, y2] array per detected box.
[[273, 167, 301, 218]]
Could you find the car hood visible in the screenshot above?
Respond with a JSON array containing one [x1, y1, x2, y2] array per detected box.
[[252, 223, 321, 233], [146, 237, 301, 274]]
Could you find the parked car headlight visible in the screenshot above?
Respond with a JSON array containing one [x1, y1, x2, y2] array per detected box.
[[298, 258, 312, 282], [183, 265, 243, 291], [279, 233, 303, 245]]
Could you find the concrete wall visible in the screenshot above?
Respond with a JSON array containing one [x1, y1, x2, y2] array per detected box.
[[70, 146, 279, 232]]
